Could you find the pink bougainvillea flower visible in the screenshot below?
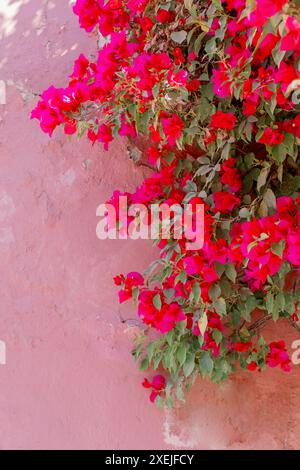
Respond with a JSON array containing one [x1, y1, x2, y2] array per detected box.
[[248, 0, 288, 28], [119, 116, 137, 139], [266, 341, 292, 372], [33, 0, 300, 400], [167, 70, 188, 87], [161, 113, 185, 146], [147, 146, 161, 166], [70, 53, 90, 79], [188, 51, 197, 62], [253, 33, 280, 64], [274, 61, 299, 93], [212, 64, 232, 98], [287, 232, 300, 266], [64, 119, 77, 135], [138, 290, 185, 333], [31, 86, 65, 136], [210, 111, 237, 131], [183, 255, 203, 276], [115, 272, 144, 303], [281, 17, 300, 52], [142, 374, 166, 403], [96, 123, 113, 150], [73, 0, 102, 32]]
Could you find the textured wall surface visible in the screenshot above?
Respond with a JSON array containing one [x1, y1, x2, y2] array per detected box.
[[1, 0, 300, 450]]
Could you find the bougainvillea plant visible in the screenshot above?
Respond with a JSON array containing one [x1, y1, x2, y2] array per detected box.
[[32, 0, 300, 406]]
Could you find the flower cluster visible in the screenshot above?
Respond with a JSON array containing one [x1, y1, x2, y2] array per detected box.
[[33, 0, 300, 406]]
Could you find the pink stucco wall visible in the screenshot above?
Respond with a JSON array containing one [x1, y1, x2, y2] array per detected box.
[[1, 0, 300, 450]]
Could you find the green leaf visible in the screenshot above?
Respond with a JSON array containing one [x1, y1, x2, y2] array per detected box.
[[154, 395, 164, 408], [274, 292, 285, 318], [239, 207, 250, 218], [271, 240, 285, 258], [166, 395, 174, 408], [176, 344, 187, 367], [194, 32, 206, 55], [212, 329, 222, 345], [263, 188, 276, 210], [257, 166, 270, 192], [199, 351, 214, 376], [192, 282, 201, 303], [175, 383, 185, 401], [205, 38, 217, 55], [225, 264, 237, 283], [209, 284, 221, 301], [198, 312, 208, 336], [232, 309, 241, 328], [214, 261, 225, 278], [283, 133, 296, 157], [266, 292, 274, 314], [171, 30, 187, 44], [140, 357, 149, 371], [183, 353, 195, 377], [213, 297, 227, 316], [153, 293, 162, 310]]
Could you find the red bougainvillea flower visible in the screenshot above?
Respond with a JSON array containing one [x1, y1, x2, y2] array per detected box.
[[275, 61, 299, 93], [97, 123, 113, 150], [119, 116, 137, 139], [233, 342, 253, 353], [64, 119, 77, 135], [280, 116, 300, 139], [220, 158, 242, 193], [248, 0, 288, 27], [287, 231, 300, 266], [183, 254, 219, 283], [161, 113, 185, 146], [247, 361, 258, 372], [114, 272, 144, 303], [33, 0, 300, 404], [202, 331, 220, 357], [173, 47, 185, 65], [138, 290, 185, 333], [156, 9, 175, 23], [186, 78, 201, 92], [142, 375, 166, 403], [147, 146, 161, 166], [253, 33, 280, 64], [70, 53, 90, 79], [139, 16, 154, 33], [167, 70, 188, 87], [212, 64, 232, 98], [258, 127, 285, 146], [73, 0, 102, 32], [281, 17, 300, 52], [131, 167, 174, 205], [113, 274, 125, 286], [213, 191, 241, 214], [266, 341, 292, 372], [210, 111, 237, 131]]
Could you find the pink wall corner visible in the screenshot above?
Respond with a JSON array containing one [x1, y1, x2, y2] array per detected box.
[[0, 0, 300, 450]]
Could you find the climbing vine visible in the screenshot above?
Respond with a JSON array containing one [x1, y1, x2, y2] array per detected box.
[[32, 0, 300, 406]]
